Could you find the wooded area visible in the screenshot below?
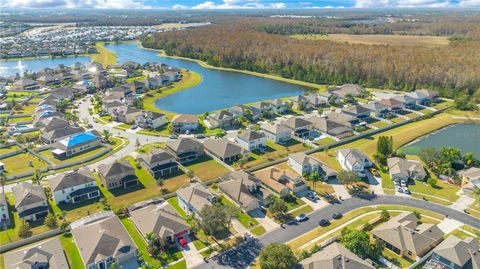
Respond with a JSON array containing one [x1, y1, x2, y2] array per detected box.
[[142, 16, 480, 100]]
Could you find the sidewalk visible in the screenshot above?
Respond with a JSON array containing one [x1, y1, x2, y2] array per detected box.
[[449, 195, 475, 212]]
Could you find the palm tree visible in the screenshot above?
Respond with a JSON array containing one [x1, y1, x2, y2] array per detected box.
[[102, 130, 111, 143], [145, 232, 160, 256], [108, 261, 122, 269], [31, 169, 43, 186]]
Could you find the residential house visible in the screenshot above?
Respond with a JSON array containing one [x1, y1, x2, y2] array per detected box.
[[12, 182, 48, 221], [393, 95, 417, 109], [13, 78, 40, 91], [41, 125, 85, 144], [406, 90, 439, 106], [460, 167, 480, 198], [71, 211, 138, 269], [288, 152, 337, 180], [203, 138, 249, 164], [288, 95, 310, 111], [326, 111, 360, 128], [50, 87, 74, 101], [228, 105, 248, 119], [305, 94, 329, 108], [135, 111, 168, 129], [378, 98, 404, 114], [48, 167, 100, 204], [235, 130, 266, 151], [255, 167, 308, 196], [165, 138, 204, 164], [336, 148, 372, 177], [218, 170, 261, 212], [424, 235, 479, 269], [330, 84, 363, 99], [129, 203, 189, 245], [103, 101, 127, 116], [36, 75, 60, 86], [249, 102, 272, 117], [268, 98, 290, 114], [125, 80, 147, 94], [205, 110, 234, 129], [37, 116, 69, 132], [372, 212, 444, 260], [261, 122, 292, 144], [341, 105, 371, 120], [4, 237, 69, 269], [171, 114, 199, 133], [362, 102, 392, 118], [308, 117, 353, 139], [115, 107, 143, 124], [387, 157, 427, 182], [280, 117, 313, 138], [137, 149, 178, 179], [300, 242, 375, 269], [0, 191, 10, 227], [163, 71, 181, 82], [176, 183, 218, 218], [51, 131, 102, 159], [98, 160, 139, 190]]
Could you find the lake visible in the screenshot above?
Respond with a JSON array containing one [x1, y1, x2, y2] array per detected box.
[[0, 56, 91, 77], [401, 123, 480, 156], [103, 43, 308, 114]]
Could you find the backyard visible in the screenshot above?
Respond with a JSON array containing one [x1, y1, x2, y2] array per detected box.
[[184, 156, 230, 182], [238, 140, 310, 169], [1, 152, 49, 175]]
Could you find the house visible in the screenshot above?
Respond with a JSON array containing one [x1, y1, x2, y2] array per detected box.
[[305, 94, 328, 108], [249, 102, 272, 116], [71, 211, 138, 269], [203, 138, 249, 164], [37, 116, 70, 132], [336, 148, 372, 177], [163, 71, 181, 82], [235, 130, 266, 151], [49, 87, 74, 101], [288, 152, 337, 180], [13, 182, 48, 221], [325, 111, 360, 128], [135, 111, 168, 129], [115, 107, 143, 124], [330, 84, 363, 99], [378, 98, 404, 114], [362, 102, 392, 118], [424, 235, 479, 269], [460, 167, 480, 198], [36, 75, 60, 86], [137, 149, 178, 179], [255, 167, 308, 196], [48, 167, 100, 204], [288, 95, 310, 110], [393, 95, 417, 109], [261, 122, 292, 144], [387, 157, 427, 182], [103, 101, 127, 116], [268, 98, 290, 114], [372, 212, 444, 260], [308, 117, 353, 139], [299, 242, 375, 269], [176, 183, 218, 218], [41, 125, 85, 144], [4, 237, 69, 269], [125, 80, 147, 94], [218, 170, 261, 212], [171, 114, 199, 133], [341, 105, 371, 120], [98, 160, 139, 190], [165, 138, 204, 164], [51, 131, 102, 159], [406, 90, 438, 106], [0, 191, 10, 227], [205, 110, 234, 129], [280, 117, 313, 138], [129, 203, 189, 245], [228, 105, 249, 119], [13, 78, 40, 91]]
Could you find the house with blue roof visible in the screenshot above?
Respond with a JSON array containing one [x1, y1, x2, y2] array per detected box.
[[51, 130, 102, 159]]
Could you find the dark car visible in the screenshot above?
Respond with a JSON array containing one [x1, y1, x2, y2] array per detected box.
[[319, 219, 330, 226], [332, 212, 343, 219]]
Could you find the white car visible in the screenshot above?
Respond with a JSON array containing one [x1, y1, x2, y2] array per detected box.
[[295, 214, 308, 222]]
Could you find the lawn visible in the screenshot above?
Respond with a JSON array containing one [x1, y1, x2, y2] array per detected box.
[[38, 146, 108, 165], [314, 137, 336, 147], [166, 197, 187, 218], [59, 233, 84, 269], [432, 100, 454, 110], [408, 179, 460, 203], [390, 117, 406, 123], [304, 181, 335, 196], [184, 156, 230, 182], [370, 120, 390, 128], [0, 144, 21, 155], [7, 116, 32, 124], [219, 195, 259, 229], [91, 42, 117, 67], [126, 75, 146, 83], [138, 142, 166, 154], [289, 205, 314, 217], [1, 152, 49, 175], [12, 103, 37, 115], [239, 140, 310, 169], [49, 196, 104, 223], [382, 248, 414, 268]]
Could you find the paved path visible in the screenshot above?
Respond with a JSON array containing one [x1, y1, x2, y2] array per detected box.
[[436, 217, 463, 234], [449, 195, 475, 211], [329, 179, 351, 199], [249, 209, 279, 232], [365, 171, 384, 195], [301, 197, 329, 211], [193, 195, 480, 269]]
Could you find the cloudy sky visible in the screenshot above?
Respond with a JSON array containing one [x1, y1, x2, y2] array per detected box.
[[0, 0, 479, 9]]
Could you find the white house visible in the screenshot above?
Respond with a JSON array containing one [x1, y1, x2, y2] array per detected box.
[[235, 130, 266, 151], [135, 111, 168, 130], [336, 148, 372, 177], [176, 183, 217, 218], [171, 114, 199, 133], [288, 152, 337, 180], [48, 167, 100, 204]]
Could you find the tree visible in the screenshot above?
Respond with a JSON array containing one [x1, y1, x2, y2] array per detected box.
[[31, 169, 43, 185], [45, 212, 58, 229], [380, 210, 390, 222], [236, 157, 247, 168], [340, 228, 383, 259], [259, 243, 297, 269], [102, 130, 111, 143], [0, 172, 6, 195], [145, 232, 160, 256], [57, 99, 70, 112], [297, 101, 307, 111], [268, 198, 288, 219], [108, 262, 122, 269], [186, 169, 194, 181], [464, 152, 478, 167], [306, 171, 322, 191], [413, 211, 422, 219], [427, 177, 438, 188], [18, 219, 31, 238], [133, 98, 144, 109], [197, 203, 233, 237], [375, 136, 394, 166], [215, 130, 226, 139], [336, 170, 360, 187]]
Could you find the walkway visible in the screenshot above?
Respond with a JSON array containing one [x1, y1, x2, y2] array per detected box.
[[249, 209, 279, 232], [449, 195, 475, 212], [329, 179, 351, 199], [365, 171, 384, 195]]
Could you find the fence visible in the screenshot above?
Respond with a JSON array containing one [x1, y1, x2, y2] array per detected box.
[[0, 142, 26, 159], [0, 228, 65, 254], [379, 257, 402, 269]]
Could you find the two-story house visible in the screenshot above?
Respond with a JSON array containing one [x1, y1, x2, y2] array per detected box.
[[171, 114, 199, 133], [165, 138, 204, 164], [288, 152, 337, 180], [13, 182, 48, 221], [137, 149, 179, 179], [176, 183, 218, 218], [135, 111, 168, 130], [48, 167, 100, 204], [235, 130, 266, 151], [336, 148, 372, 177], [261, 122, 292, 144], [98, 161, 139, 190]]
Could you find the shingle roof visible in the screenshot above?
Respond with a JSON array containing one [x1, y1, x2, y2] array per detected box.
[[337, 148, 370, 167], [203, 139, 246, 159], [218, 171, 260, 210], [12, 182, 46, 208], [261, 123, 291, 135], [172, 114, 198, 123], [137, 149, 175, 166], [166, 138, 203, 153], [236, 130, 265, 142], [300, 242, 375, 269], [176, 183, 216, 214], [48, 167, 95, 192], [281, 117, 312, 129], [41, 125, 84, 141], [387, 157, 426, 180], [4, 237, 69, 269], [431, 235, 480, 268], [98, 160, 135, 178]]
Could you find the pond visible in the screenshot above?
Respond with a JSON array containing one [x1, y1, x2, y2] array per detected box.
[[401, 123, 480, 156], [103, 43, 308, 114], [0, 56, 91, 77]]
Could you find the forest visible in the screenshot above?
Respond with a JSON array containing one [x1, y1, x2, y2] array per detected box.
[[142, 15, 480, 100]]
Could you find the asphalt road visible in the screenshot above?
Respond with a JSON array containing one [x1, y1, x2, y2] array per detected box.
[[194, 195, 480, 269]]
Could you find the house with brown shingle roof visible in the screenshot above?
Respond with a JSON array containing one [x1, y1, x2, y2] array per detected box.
[[300, 242, 375, 269], [4, 237, 69, 269], [165, 138, 204, 164], [218, 170, 261, 212], [203, 138, 249, 164], [387, 157, 427, 182], [176, 183, 218, 218], [171, 114, 199, 133], [255, 167, 308, 196], [378, 98, 404, 113], [98, 160, 138, 190], [137, 149, 178, 179], [425, 235, 480, 269]]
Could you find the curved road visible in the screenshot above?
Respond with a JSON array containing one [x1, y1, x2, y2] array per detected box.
[[194, 195, 480, 269]]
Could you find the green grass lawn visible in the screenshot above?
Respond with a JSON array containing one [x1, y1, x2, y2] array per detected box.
[[408, 179, 460, 202], [166, 197, 187, 218], [185, 156, 230, 182], [48, 196, 104, 223], [91, 42, 117, 67], [382, 248, 414, 268], [370, 120, 391, 128], [38, 146, 108, 165], [1, 152, 49, 175], [59, 233, 85, 269], [390, 117, 406, 123], [289, 205, 314, 217], [167, 260, 187, 269], [7, 116, 32, 123], [239, 140, 310, 169], [314, 137, 336, 147], [138, 142, 166, 154], [219, 196, 259, 228], [0, 144, 22, 155], [126, 75, 146, 83], [12, 103, 37, 115]]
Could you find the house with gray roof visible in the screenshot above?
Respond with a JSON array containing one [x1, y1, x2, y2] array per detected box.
[[0, 190, 10, 227], [98, 160, 138, 190], [280, 117, 313, 138], [38, 117, 70, 133], [41, 125, 85, 144], [13, 78, 40, 91], [372, 212, 444, 260], [288, 152, 337, 180], [308, 117, 353, 139], [336, 148, 372, 177], [330, 84, 363, 99], [235, 130, 266, 151], [51, 130, 102, 159], [137, 149, 178, 179], [268, 98, 290, 114], [460, 167, 480, 198], [205, 110, 234, 129], [362, 101, 392, 118], [71, 211, 138, 269], [203, 138, 249, 164], [425, 235, 479, 269], [393, 94, 417, 109], [325, 111, 360, 128], [135, 111, 167, 130], [171, 114, 199, 133], [129, 203, 189, 245], [49, 87, 74, 101], [115, 107, 143, 124], [165, 138, 204, 164], [387, 157, 427, 182], [300, 242, 375, 269], [176, 183, 218, 218], [218, 170, 261, 212], [48, 167, 100, 204], [341, 105, 371, 120], [4, 237, 69, 269], [261, 122, 292, 144], [13, 182, 48, 221]]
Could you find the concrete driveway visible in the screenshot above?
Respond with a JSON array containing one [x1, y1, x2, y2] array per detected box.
[[249, 209, 279, 232], [329, 179, 351, 199], [365, 171, 384, 195]]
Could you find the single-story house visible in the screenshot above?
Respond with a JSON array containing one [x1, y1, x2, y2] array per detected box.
[[387, 157, 427, 182], [300, 242, 375, 269], [51, 131, 102, 159], [255, 167, 308, 196], [218, 171, 261, 212], [425, 235, 479, 269], [165, 138, 204, 164], [4, 237, 69, 269], [41, 125, 85, 144], [203, 138, 249, 164], [325, 111, 360, 128], [307, 117, 353, 139]]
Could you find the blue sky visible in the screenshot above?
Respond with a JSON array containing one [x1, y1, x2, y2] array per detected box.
[[0, 0, 477, 9]]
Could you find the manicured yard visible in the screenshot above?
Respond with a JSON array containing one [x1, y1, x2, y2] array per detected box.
[[12, 103, 37, 115], [49, 196, 104, 223], [370, 120, 390, 128], [382, 247, 414, 268], [304, 181, 335, 195], [289, 205, 313, 217], [7, 116, 32, 123], [138, 142, 166, 153], [432, 100, 454, 110], [38, 146, 108, 165], [185, 156, 230, 182], [166, 197, 187, 218], [390, 117, 406, 123], [219, 195, 259, 228], [0, 144, 22, 155], [240, 140, 310, 169], [314, 137, 336, 147], [59, 233, 85, 269], [408, 179, 460, 203], [1, 152, 49, 175]]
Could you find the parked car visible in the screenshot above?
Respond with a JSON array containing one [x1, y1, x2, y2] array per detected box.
[[319, 219, 330, 226], [402, 187, 410, 194], [396, 186, 403, 193], [195, 134, 205, 139], [93, 118, 98, 123], [169, 135, 178, 139], [295, 214, 308, 222], [306, 191, 318, 201], [370, 168, 380, 177], [178, 237, 188, 247], [87, 123, 93, 128], [332, 212, 343, 219], [131, 125, 138, 130]]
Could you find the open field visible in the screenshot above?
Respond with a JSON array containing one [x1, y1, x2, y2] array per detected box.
[[290, 34, 450, 47], [91, 42, 117, 67]]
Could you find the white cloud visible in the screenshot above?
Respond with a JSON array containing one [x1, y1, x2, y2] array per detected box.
[[1, 0, 150, 8], [192, 0, 286, 9], [354, 0, 452, 8], [172, 4, 188, 9], [459, 0, 480, 5]]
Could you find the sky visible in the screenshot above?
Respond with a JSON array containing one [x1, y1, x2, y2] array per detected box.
[[0, 0, 479, 10]]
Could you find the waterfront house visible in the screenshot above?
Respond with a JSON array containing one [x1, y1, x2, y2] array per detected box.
[[137, 149, 178, 179], [135, 111, 168, 129], [308, 117, 353, 139], [203, 138, 249, 164], [13, 182, 48, 221], [176, 183, 218, 218], [288, 95, 310, 110], [300, 242, 375, 269], [218, 170, 261, 212], [235, 130, 266, 151], [424, 235, 479, 269], [268, 98, 290, 114], [36, 75, 60, 86], [165, 138, 204, 164], [4, 237, 69, 269], [48, 167, 100, 204], [13, 78, 40, 91], [336, 148, 372, 177], [51, 130, 102, 159], [330, 84, 363, 99], [205, 110, 234, 129], [125, 80, 147, 94], [387, 157, 427, 182], [280, 116, 313, 138], [171, 114, 199, 133], [249, 101, 272, 116], [288, 152, 337, 180], [305, 94, 329, 108], [98, 160, 138, 190], [261, 122, 292, 144], [115, 107, 143, 124]]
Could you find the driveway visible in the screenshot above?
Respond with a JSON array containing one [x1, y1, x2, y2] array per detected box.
[[329, 179, 351, 199], [449, 195, 475, 212], [365, 171, 384, 195], [249, 209, 279, 232]]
